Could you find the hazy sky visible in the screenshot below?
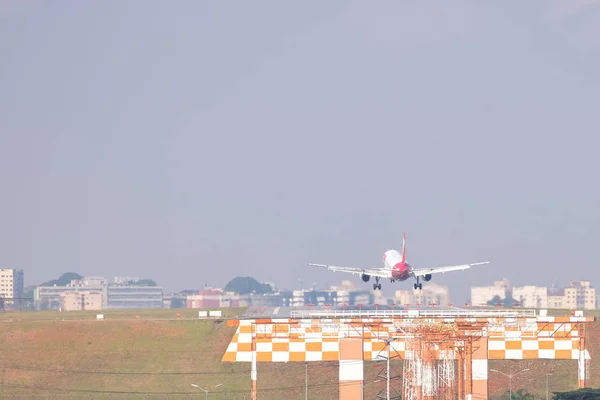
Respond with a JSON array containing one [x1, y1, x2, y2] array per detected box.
[[1, 1, 599, 302]]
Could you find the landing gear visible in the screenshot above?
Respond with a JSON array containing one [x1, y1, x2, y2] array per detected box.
[[414, 278, 422, 290], [373, 277, 382, 290]]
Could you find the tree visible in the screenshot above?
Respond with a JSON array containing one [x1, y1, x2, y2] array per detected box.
[[487, 295, 503, 306], [553, 388, 600, 400], [40, 272, 83, 287], [514, 389, 534, 400], [224, 277, 273, 295], [499, 389, 534, 400], [486, 294, 516, 307], [22, 286, 35, 299], [170, 297, 186, 309]]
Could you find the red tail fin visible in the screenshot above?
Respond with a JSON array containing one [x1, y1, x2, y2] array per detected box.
[[401, 233, 406, 264]]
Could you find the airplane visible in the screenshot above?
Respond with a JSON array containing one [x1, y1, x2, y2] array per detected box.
[[309, 234, 490, 290]]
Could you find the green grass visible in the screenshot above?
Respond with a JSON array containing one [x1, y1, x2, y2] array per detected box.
[[539, 308, 600, 317], [0, 307, 246, 321], [0, 308, 355, 399], [0, 308, 597, 399]]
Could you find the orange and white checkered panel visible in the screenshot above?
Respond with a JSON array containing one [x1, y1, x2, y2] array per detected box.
[[222, 316, 593, 363]]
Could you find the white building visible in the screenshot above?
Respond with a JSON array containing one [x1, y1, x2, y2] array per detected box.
[[105, 285, 163, 309], [471, 279, 511, 306], [292, 290, 305, 307], [512, 286, 547, 308], [60, 290, 103, 311], [395, 282, 450, 307], [563, 281, 595, 310], [114, 276, 139, 284], [335, 290, 350, 306], [536, 282, 595, 310], [0, 269, 25, 303]]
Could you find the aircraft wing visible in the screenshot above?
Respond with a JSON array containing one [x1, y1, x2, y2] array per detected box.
[[308, 263, 392, 279], [411, 261, 490, 277]]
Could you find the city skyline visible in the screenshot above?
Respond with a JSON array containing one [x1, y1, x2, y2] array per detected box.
[[17, 267, 597, 296], [22, 268, 597, 306]]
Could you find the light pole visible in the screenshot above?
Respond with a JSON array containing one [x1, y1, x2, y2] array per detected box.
[[489, 368, 530, 400], [305, 362, 308, 400], [191, 383, 222, 400], [546, 373, 553, 400]]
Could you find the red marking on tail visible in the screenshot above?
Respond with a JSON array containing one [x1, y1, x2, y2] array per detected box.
[[401, 233, 406, 264]]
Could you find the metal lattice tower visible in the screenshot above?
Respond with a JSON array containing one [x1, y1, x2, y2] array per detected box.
[[437, 350, 455, 400], [374, 339, 402, 400], [401, 323, 465, 400]]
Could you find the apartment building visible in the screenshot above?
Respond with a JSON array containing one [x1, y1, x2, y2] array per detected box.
[[0, 269, 25, 303], [60, 291, 103, 311], [547, 287, 565, 309], [471, 279, 511, 306], [563, 280, 595, 310], [395, 282, 450, 307], [35, 280, 105, 310], [512, 286, 547, 308]]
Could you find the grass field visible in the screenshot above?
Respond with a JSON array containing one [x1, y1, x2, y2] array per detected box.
[[0, 308, 597, 399]]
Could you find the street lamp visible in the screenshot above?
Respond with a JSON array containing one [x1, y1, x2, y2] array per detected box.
[[191, 383, 222, 400], [546, 373, 553, 400], [489, 368, 530, 400]]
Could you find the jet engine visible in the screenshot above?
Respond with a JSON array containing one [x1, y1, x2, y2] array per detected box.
[[361, 274, 370, 282], [424, 274, 432, 282]]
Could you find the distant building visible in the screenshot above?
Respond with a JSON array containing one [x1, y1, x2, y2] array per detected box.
[[292, 290, 306, 307], [71, 277, 108, 287], [60, 291, 103, 311], [34, 276, 164, 310], [114, 276, 140, 284], [0, 269, 24, 303], [395, 283, 450, 307], [349, 291, 373, 306], [563, 281, 595, 310], [248, 292, 290, 307], [335, 290, 350, 306], [470, 280, 596, 310], [289, 288, 373, 307], [186, 289, 242, 308], [105, 285, 163, 309], [547, 286, 565, 309], [471, 279, 511, 306], [512, 286, 547, 308]]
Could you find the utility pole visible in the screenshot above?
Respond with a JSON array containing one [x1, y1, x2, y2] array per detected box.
[[251, 334, 257, 400], [546, 373, 553, 400], [386, 345, 390, 400], [305, 362, 308, 400]]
